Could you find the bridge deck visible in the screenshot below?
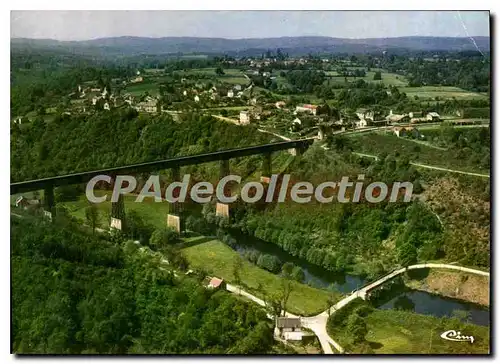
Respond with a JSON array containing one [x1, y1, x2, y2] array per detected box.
[[11, 139, 313, 194]]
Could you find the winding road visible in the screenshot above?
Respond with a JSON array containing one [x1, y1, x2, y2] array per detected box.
[[352, 152, 490, 178]]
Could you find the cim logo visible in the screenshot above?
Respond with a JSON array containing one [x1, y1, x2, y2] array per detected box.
[[440, 330, 475, 344]]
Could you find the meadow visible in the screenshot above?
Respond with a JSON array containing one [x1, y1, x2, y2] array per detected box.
[[329, 306, 489, 354], [182, 238, 338, 316], [399, 86, 488, 101]]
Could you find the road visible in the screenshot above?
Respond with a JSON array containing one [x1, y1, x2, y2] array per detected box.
[[352, 152, 490, 178], [211, 114, 240, 125]]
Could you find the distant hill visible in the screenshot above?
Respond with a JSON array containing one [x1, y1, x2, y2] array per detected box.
[[11, 36, 491, 57]]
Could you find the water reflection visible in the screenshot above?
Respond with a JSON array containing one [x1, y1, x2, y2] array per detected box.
[[228, 231, 489, 326]]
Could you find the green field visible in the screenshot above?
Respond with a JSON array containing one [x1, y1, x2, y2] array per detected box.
[[63, 192, 170, 229], [182, 238, 338, 316], [350, 132, 490, 175], [325, 70, 408, 87], [125, 82, 159, 96], [329, 308, 489, 354], [399, 86, 487, 101]]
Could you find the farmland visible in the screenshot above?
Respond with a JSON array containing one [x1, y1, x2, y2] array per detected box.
[[325, 69, 408, 87], [399, 86, 488, 100], [182, 238, 338, 316]]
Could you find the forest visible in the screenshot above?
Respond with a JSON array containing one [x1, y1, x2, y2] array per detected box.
[[11, 215, 274, 354], [10, 111, 271, 182]]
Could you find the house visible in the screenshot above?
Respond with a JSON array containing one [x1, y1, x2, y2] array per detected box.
[[275, 101, 286, 109], [92, 96, 99, 105], [103, 102, 110, 111], [234, 84, 242, 91], [15, 196, 40, 210], [135, 99, 157, 113], [240, 111, 251, 125], [227, 90, 234, 98], [207, 277, 226, 290], [355, 118, 368, 128], [408, 111, 423, 119], [386, 110, 410, 124], [295, 104, 318, 116], [130, 76, 143, 83], [276, 317, 303, 341], [426, 112, 441, 122], [393, 126, 421, 138], [183, 90, 187, 96], [356, 108, 375, 124], [13, 117, 23, 125], [194, 95, 200, 103], [293, 117, 302, 125]]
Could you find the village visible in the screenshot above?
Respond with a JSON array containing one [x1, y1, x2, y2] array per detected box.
[[11, 55, 483, 146]]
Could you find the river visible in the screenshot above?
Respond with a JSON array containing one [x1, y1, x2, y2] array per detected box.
[[229, 231, 489, 326]]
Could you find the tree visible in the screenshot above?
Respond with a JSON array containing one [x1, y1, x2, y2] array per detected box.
[[85, 204, 100, 234], [326, 284, 337, 317], [373, 71, 382, 81], [281, 262, 295, 277], [215, 67, 225, 76], [291, 266, 305, 283], [347, 313, 368, 343], [397, 242, 418, 266], [257, 254, 281, 273], [149, 227, 179, 250], [233, 256, 243, 291]]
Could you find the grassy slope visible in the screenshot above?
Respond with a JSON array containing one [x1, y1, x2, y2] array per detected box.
[[63, 192, 170, 229], [350, 132, 490, 174], [399, 86, 487, 100], [330, 309, 489, 354], [182, 238, 339, 316]]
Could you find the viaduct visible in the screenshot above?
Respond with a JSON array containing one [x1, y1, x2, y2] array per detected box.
[[11, 139, 314, 232]]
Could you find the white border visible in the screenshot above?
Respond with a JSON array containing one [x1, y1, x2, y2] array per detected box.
[[3, 2, 496, 364]]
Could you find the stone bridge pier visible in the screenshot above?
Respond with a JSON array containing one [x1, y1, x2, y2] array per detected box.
[[167, 166, 184, 233], [110, 174, 126, 231], [216, 159, 231, 218], [260, 152, 272, 183], [43, 183, 55, 220]]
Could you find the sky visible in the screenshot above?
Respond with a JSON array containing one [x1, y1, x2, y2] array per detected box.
[[11, 10, 490, 41]]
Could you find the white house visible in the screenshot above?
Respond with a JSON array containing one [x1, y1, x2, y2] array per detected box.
[[240, 111, 251, 125], [356, 109, 375, 124], [276, 317, 303, 342], [103, 102, 110, 111], [295, 104, 318, 116], [426, 112, 441, 121], [234, 84, 242, 91], [227, 90, 234, 98], [275, 101, 286, 109], [293, 117, 302, 125], [194, 95, 200, 102]]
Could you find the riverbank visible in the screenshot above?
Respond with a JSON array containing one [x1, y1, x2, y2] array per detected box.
[[181, 236, 340, 316], [404, 269, 490, 307], [327, 300, 489, 354]]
